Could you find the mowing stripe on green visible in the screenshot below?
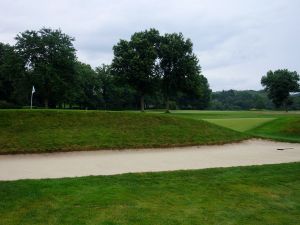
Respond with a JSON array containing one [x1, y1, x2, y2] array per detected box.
[[204, 118, 275, 132]]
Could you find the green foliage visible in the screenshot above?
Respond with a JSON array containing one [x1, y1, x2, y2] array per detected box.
[[95, 64, 138, 110], [177, 72, 211, 109], [261, 69, 300, 111], [112, 30, 211, 112], [1, 163, 300, 224], [210, 90, 273, 110], [290, 94, 300, 110], [0, 43, 26, 105], [158, 33, 210, 111], [112, 29, 161, 111], [0, 110, 247, 154], [71, 62, 103, 109], [15, 28, 77, 108]]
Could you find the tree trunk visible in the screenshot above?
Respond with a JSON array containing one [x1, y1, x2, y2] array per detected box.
[[140, 95, 145, 112], [44, 98, 49, 109], [165, 97, 170, 113]]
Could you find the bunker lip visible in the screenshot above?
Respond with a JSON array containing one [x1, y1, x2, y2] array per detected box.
[[0, 139, 299, 181]]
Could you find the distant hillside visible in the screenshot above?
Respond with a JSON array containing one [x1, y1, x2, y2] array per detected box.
[[209, 90, 300, 110]]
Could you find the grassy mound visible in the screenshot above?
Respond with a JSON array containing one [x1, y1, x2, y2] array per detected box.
[[0, 110, 247, 154], [249, 117, 300, 142], [0, 163, 299, 225], [204, 118, 275, 132], [171, 110, 300, 142]]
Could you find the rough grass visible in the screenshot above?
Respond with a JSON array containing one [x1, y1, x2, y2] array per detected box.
[[0, 110, 247, 154], [0, 163, 299, 225]]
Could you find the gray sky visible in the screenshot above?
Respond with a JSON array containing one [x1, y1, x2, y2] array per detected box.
[[1, 0, 299, 91]]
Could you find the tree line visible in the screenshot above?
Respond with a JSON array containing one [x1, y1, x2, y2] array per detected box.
[[210, 69, 300, 111], [210, 89, 300, 110], [1, 27, 299, 111], [0, 28, 211, 111]]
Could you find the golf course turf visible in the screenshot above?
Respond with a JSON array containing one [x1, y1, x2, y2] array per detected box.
[[0, 110, 299, 154], [0, 162, 299, 225], [0, 110, 299, 225], [171, 110, 300, 142], [0, 110, 249, 154], [249, 117, 300, 142]]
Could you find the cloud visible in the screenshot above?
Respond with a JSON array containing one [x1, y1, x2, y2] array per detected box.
[[0, 0, 299, 91]]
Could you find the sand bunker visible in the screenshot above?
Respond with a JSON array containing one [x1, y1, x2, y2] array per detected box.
[[0, 139, 299, 181]]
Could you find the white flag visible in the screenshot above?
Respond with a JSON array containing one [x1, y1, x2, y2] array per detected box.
[[32, 86, 35, 94]]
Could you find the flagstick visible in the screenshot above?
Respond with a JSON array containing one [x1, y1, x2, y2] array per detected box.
[[30, 92, 33, 109], [31, 86, 35, 109]]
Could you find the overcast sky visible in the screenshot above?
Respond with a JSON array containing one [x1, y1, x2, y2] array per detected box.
[[0, 0, 299, 91]]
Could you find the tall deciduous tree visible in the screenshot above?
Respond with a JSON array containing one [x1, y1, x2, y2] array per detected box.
[[178, 74, 211, 109], [72, 61, 103, 109], [96, 64, 138, 110], [15, 28, 76, 108], [158, 33, 206, 112], [261, 69, 299, 111], [111, 29, 160, 112], [0, 42, 26, 105]]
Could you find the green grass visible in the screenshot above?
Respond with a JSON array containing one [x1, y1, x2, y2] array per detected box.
[[0, 110, 247, 154], [204, 118, 275, 132], [0, 110, 299, 154], [171, 110, 300, 142], [249, 117, 300, 142], [0, 163, 299, 225]]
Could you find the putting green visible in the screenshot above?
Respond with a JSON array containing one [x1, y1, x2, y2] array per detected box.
[[204, 118, 275, 132]]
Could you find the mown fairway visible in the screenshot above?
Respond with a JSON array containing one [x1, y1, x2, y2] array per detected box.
[[204, 118, 275, 132], [0, 163, 299, 225], [0, 110, 247, 154], [171, 110, 300, 142]]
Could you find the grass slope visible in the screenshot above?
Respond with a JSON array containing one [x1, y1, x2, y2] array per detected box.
[[0, 110, 247, 154], [249, 117, 300, 142], [171, 110, 300, 142], [0, 163, 299, 225], [204, 118, 275, 132]]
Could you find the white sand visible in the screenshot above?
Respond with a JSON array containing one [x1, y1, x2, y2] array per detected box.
[[0, 139, 299, 181]]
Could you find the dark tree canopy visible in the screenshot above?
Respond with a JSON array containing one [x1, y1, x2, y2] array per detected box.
[[158, 33, 207, 111], [15, 28, 76, 108], [96, 64, 138, 110], [71, 61, 103, 109], [1, 27, 213, 111], [209, 90, 273, 110], [0, 43, 26, 105], [261, 69, 299, 111], [112, 30, 210, 112], [111, 29, 160, 111]]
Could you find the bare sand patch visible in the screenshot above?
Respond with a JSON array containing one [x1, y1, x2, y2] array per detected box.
[[0, 139, 299, 181]]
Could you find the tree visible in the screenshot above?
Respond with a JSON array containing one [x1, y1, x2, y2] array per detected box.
[[15, 28, 76, 108], [177, 74, 211, 109], [261, 69, 299, 111], [158, 32, 206, 112], [96, 64, 138, 110], [111, 29, 160, 112], [71, 61, 103, 109], [0, 42, 26, 105]]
